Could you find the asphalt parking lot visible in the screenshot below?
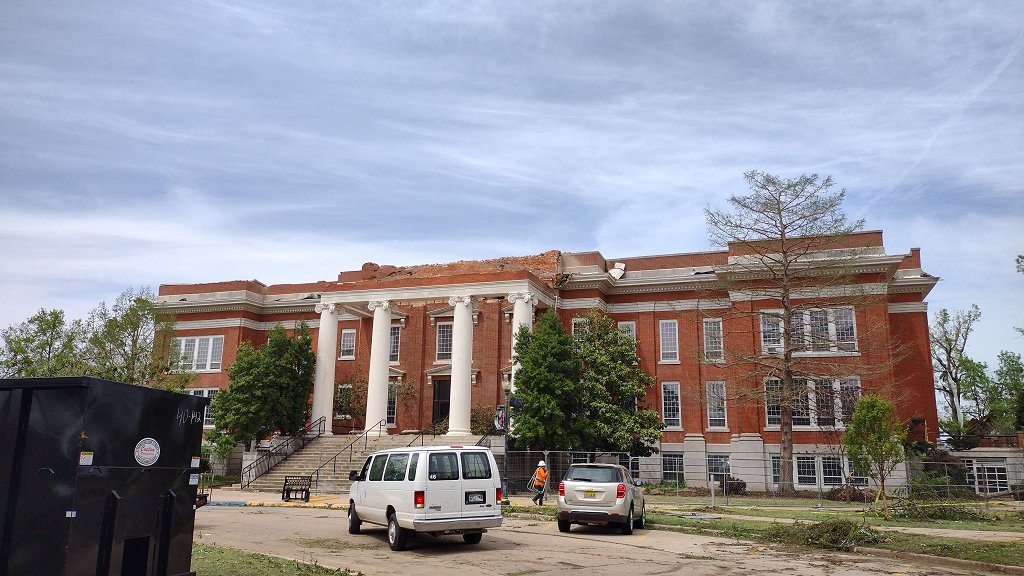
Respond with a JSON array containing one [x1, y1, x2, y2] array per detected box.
[[194, 505, 977, 576]]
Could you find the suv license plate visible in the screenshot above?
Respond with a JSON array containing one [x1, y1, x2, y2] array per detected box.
[[583, 489, 596, 498], [466, 491, 486, 504]]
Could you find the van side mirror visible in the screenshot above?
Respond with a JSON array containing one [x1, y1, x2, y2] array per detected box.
[[635, 479, 643, 487], [349, 470, 359, 481]]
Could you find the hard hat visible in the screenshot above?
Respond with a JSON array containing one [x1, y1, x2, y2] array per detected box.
[[538, 460, 546, 467]]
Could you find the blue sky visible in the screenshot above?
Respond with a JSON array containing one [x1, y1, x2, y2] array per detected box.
[[1, 1, 1021, 369]]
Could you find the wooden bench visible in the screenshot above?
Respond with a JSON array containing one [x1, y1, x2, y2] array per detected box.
[[281, 476, 311, 502]]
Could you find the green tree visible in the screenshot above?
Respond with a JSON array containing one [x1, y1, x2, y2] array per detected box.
[[0, 308, 86, 377], [842, 395, 907, 518], [959, 352, 1024, 435], [83, 287, 185, 388], [930, 305, 982, 425], [510, 310, 582, 450], [207, 323, 315, 454], [573, 309, 663, 455]]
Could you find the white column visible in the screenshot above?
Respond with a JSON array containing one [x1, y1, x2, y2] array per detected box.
[[447, 295, 474, 435], [311, 303, 338, 435], [507, 291, 536, 393], [365, 300, 392, 435]]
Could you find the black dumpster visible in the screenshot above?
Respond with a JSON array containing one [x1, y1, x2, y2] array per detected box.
[[0, 377, 209, 576]]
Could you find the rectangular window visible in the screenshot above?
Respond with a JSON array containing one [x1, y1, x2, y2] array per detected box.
[[796, 456, 817, 485], [383, 453, 410, 481], [572, 317, 588, 339], [387, 382, 398, 426], [760, 313, 782, 354], [839, 378, 861, 423], [834, 308, 857, 351], [187, 388, 219, 426], [659, 319, 678, 362], [436, 322, 453, 361], [765, 379, 782, 426], [339, 329, 356, 359], [428, 452, 460, 481], [822, 457, 844, 486], [707, 455, 730, 483], [661, 382, 681, 428], [618, 321, 636, 342], [771, 455, 781, 484], [964, 458, 1009, 493], [618, 454, 640, 480], [816, 380, 836, 427], [706, 381, 727, 428], [808, 309, 830, 352], [461, 452, 493, 479], [369, 454, 388, 481], [408, 453, 419, 481], [703, 318, 723, 361], [848, 459, 868, 486], [173, 336, 225, 372], [662, 453, 684, 483], [389, 325, 401, 362], [792, 378, 811, 426]]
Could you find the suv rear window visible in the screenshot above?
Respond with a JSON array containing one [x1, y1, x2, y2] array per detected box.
[[428, 452, 460, 481], [461, 452, 492, 479], [565, 465, 620, 483], [383, 453, 409, 481]]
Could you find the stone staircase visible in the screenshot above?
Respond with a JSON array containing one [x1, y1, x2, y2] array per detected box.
[[246, 433, 488, 494]]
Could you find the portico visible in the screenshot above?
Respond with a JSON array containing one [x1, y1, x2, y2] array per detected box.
[[308, 277, 553, 435]]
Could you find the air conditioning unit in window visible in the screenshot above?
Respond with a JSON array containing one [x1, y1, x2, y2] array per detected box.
[[765, 345, 782, 355]]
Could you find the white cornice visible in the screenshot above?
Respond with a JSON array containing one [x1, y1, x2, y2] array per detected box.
[[174, 318, 324, 331], [728, 283, 888, 301], [888, 302, 928, 314], [557, 298, 731, 313], [557, 297, 608, 311]]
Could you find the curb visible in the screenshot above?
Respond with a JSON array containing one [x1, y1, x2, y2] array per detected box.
[[854, 547, 1024, 575]]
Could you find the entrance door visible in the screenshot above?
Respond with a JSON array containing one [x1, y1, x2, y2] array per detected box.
[[432, 379, 451, 424]]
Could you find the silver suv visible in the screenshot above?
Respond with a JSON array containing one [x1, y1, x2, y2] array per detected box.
[[556, 463, 645, 534]]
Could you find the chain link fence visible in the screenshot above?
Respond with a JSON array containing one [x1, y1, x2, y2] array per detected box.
[[499, 449, 1024, 508]]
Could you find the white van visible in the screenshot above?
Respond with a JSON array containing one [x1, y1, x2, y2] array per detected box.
[[347, 445, 503, 551]]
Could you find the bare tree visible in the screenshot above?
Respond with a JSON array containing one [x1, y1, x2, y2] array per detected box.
[[929, 305, 981, 426], [702, 170, 913, 496]]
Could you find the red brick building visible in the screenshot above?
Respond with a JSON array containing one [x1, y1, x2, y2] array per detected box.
[[156, 230, 938, 489]]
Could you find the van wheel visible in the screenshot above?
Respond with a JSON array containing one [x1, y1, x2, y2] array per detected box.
[[463, 533, 482, 544], [621, 505, 634, 535], [387, 513, 408, 551], [557, 519, 571, 533], [347, 504, 361, 535], [633, 503, 646, 530]]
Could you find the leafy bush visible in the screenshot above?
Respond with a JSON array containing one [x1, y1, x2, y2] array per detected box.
[[800, 519, 885, 551], [891, 501, 993, 522], [471, 403, 497, 435], [719, 475, 746, 496]]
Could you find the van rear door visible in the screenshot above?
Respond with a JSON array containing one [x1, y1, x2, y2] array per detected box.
[[424, 451, 462, 522], [459, 450, 498, 518]]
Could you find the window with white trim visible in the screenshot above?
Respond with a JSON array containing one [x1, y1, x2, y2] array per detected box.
[[662, 452, 684, 483], [659, 319, 678, 362], [703, 318, 723, 361], [618, 321, 636, 342], [571, 317, 588, 339], [821, 456, 844, 486], [848, 459, 869, 486], [796, 456, 817, 485], [187, 388, 219, 426], [387, 382, 398, 426], [172, 336, 224, 372], [339, 329, 356, 359], [706, 381, 727, 428], [436, 322, 453, 361], [389, 325, 401, 363], [760, 308, 859, 355], [963, 458, 1009, 494], [661, 381, 681, 428], [771, 455, 782, 484], [764, 377, 860, 429], [707, 455, 730, 483]]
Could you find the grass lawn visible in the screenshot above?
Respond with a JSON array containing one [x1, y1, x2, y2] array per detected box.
[[643, 512, 1024, 568], [191, 543, 361, 576]]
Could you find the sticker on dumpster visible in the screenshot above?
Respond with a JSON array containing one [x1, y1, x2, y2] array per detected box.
[[79, 452, 94, 466], [191, 456, 201, 468], [134, 438, 161, 466], [189, 474, 200, 486]]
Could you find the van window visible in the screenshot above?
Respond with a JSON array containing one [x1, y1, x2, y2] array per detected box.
[[428, 452, 460, 481], [383, 453, 409, 481], [461, 452, 492, 479], [408, 453, 419, 481], [357, 456, 372, 481], [369, 454, 388, 481]]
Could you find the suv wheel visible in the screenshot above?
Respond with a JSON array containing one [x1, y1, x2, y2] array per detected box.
[[463, 533, 482, 544], [348, 504, 361, 535], [620, 505, 634, 535], [387, 513, 409, 551], [557, 519, 571, 533], [633, 503, 646, 530]]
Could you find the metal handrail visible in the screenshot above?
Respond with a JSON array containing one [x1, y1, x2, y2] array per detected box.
[[310, 419, 387, 489], [406, 417, 448, 447], [239, 416, 326, 489]]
